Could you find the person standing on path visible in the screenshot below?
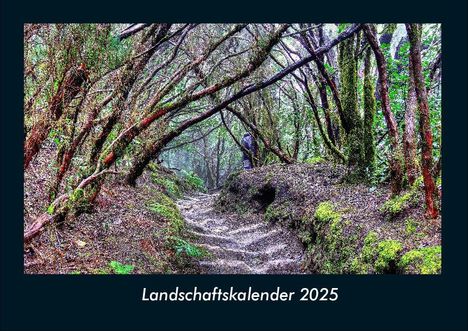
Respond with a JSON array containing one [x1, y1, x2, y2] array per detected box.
[[241, 132, 257, 170]]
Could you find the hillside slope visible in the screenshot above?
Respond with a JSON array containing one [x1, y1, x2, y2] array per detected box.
[[216, 162, 442, 274]]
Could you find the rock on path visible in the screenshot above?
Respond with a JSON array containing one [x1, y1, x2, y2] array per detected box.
[[177, 193, 304, 274]]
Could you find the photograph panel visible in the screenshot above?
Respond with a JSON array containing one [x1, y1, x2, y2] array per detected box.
[[23, 23, 442, 275]]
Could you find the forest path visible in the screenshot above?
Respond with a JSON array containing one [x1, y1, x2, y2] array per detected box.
[[177, 193, 304, 274]]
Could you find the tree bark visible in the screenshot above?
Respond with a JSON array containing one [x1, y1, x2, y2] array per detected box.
[[363, 47, 376, 175], [364, 24, 403, 194], [406, 23, 439, 218], [403, 55, 418, 186], [24, 64, 88, 169]]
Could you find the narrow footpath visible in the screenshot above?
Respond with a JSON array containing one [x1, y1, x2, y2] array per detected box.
[[177, 193, 304, 274]]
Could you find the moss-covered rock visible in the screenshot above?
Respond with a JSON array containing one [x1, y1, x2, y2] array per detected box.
[[361, 231, 379, 263], [351, 233, 403, 274], [398, 246, 441, 274], [314, 201, 341, 223], [381, 177, 423, 216], [374, 240, 403, 273]]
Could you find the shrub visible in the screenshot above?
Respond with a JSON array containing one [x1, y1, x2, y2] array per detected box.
[[181, 170, 206, 192]]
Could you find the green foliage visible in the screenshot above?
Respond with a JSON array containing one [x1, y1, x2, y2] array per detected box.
[[147, 201, 184, 235], [405, 218, 417, 236], [398, 246, 441, 274], [361, 231, 379, 263], [109, 260, 135, 274], [151, 173, 182, 198], [381, 177, 423, 215], [169, 236, 207, 258], [305, 156, 324, 164], [69, 188, 84, 202], [314, 201, 341, 223], [374, 240, 403, 273], [181, 170, 206, 192]]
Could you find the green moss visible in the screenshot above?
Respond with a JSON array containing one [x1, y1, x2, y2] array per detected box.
[[381, 176, 423, 215], [314, 201, 341, 223], [398, 246, 441, 274], [305, 156, 324, 165], [339, 34, 365, 178], [374, 240, 403, 273], [350, 231, 403, 274], [46, 203, 55, 215], [326, 217, 343, 252], [69, 188, 84, 202], [147, 190, 184, 236], [151, 174, 182, 198], [349, 257, 367, 274], [361, 231, 378, 263], [405, 218, 417, 236], [264, 204, 290, 222]]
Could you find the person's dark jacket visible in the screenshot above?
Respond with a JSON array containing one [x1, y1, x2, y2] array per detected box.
[[241, 133, 257, 161]]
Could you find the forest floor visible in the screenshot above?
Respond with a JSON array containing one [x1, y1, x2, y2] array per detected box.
[[177, 193, 304, 274]]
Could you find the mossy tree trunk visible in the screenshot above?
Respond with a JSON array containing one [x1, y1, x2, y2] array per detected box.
[[24, 64, 88, 169], [338, 34, 365, 178], [406, 23, 439, 219], [363, 47, 376, 176]]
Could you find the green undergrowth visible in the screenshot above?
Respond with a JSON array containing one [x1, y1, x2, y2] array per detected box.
[[305, 156, 325, 165], [148, 162, 206, 198], [264, 203, 291, 222], [181, 170, 207, 192], [314, 201, 341, 223], [145, 165, 206, 267], [87, 260, 135, 275], [381, 176, 423, 216], [398, 246, 441, 274], [216, 164, 440, 275]]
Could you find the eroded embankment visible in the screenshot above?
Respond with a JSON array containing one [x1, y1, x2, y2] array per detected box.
[[215, 162, 442, 274], [24, 156, 202, 274]]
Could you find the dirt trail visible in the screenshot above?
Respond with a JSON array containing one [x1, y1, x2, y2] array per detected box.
[[177, 193, 304, 274]]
